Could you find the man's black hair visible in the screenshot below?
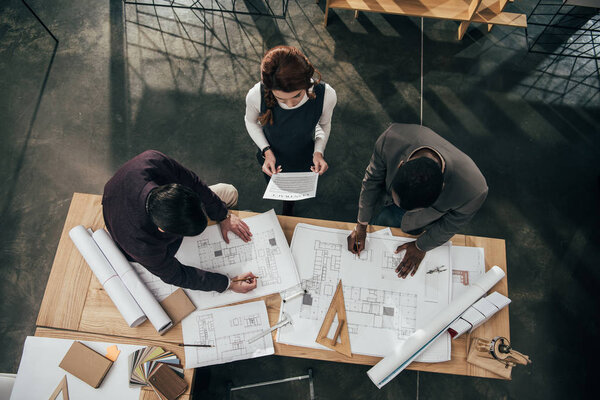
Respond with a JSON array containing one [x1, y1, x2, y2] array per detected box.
[[146, 184, 207, 236], [391, 157, 443, 210]]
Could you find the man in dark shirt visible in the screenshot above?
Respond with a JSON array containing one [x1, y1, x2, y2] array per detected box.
[[103, 150, 256, 293]]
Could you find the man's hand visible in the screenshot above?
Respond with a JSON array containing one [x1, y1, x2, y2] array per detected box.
[[311, 152, 329, 175], [220, 213, 252, 244], [229, 271, 258, 293], [347, 224, 367, 255], [262, 149, 282, 177], [395, 241, 426, 278]]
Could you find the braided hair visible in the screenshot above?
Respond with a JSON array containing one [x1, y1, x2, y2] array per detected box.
[[258, 46, 322, 126]]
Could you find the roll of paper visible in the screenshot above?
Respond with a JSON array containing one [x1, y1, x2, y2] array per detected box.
[[69, 225, 146, 327], [92, 229, 173, 334], [367, 266, 505, 388]]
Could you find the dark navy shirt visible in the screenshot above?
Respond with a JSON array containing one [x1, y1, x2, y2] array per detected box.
[[102, 150, 229, 292]]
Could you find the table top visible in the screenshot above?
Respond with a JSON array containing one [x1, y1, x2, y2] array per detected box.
[[36, 193, 510, 393]]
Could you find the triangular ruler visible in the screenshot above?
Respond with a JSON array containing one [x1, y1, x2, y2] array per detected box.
[[48, 375, 70, 400], [315, 280, 352, 357]]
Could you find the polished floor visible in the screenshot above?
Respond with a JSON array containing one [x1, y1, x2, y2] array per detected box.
[[1, 0, 599, 399]]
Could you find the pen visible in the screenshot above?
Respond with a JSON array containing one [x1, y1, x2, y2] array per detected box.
[[177, 343, 214, 348], [231, 276, 260, 283], [354, 228, 362, 257]]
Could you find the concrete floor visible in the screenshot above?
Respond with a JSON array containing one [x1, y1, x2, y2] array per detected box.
[[1, 0, 599, 398]]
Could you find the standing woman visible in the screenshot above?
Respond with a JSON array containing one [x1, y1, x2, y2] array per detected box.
[[244, 45, 337, 216]]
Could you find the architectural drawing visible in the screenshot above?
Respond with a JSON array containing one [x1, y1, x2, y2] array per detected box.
[[381, 250, 405, 279], [195, 230, 283, 287], [299, 241, 417, 339], [450, 246, 485, 300], [278, 224, 452, 362], [182, 301, 274, 368], [130, 210, 299, 311]]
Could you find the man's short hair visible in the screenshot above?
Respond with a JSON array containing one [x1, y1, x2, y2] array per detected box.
[[391, 157, 443, 210], [146, 184, 207, 236]]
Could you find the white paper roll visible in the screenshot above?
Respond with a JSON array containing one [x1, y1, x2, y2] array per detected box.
[[367, 266, 505, 388], [69, 225, 147, 327], [92, 229, 173, 334]]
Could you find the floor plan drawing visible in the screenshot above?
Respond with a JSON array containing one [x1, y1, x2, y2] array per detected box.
[[182, 301, 274, 368], [278, 224, 452, 362], [131, 210, 299, 310], [381, 250, 406, 279], [299, 240, 418, 339], [196, 230, 283, 287], [450, 245, 485, 300]]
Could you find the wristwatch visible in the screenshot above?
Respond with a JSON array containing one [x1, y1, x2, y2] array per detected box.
[[261, 146, 271, 157]]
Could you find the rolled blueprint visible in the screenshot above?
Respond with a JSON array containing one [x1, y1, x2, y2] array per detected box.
[[92, 229, 173, 334], [367, 266, 506, 388], [69, 225, 147, 327]]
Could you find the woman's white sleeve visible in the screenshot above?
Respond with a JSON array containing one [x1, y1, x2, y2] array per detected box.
[[313, 84, 337, 155], [244, 84, 270, 150]]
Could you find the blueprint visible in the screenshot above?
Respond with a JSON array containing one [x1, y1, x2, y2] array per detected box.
[[181, 301, 274, 368], [132, 210, 299, 310], [371, 229, 486, 301], [277, 224, 452, 362], [450, 246, 485, 300]]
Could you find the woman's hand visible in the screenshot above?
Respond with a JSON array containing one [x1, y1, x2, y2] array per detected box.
[[262, 149, 282, 176], [311, 152, 329, 175]]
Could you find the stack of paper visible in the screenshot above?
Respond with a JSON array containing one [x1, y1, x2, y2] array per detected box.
[[128, 347, 183, 387]]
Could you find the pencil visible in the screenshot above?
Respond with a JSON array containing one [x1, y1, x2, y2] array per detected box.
[[178, 343, 214, 348], [231, 276, 260, 283]]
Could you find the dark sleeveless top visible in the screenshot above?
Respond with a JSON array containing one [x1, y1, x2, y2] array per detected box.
[[260, 83, 326, 172]]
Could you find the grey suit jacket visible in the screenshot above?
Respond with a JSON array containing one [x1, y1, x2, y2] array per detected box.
[[358, 124, 488, 252]]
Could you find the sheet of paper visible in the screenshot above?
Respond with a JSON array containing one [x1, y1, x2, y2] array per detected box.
[[263, 172, 319, 200], [450, 246, 485, 300], [133, 209, 300, 310], [10, 337, 143, 400], [370, 227, 393, 236], [277, 224, 452, 363], [181, 300, 274, 368]]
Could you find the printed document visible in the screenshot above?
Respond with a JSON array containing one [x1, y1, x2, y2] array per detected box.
[[263, 172, 319, 201]]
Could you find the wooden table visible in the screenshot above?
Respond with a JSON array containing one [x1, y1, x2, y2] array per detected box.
[[320, 0, 527, 40], [36, 193, 510, 400]]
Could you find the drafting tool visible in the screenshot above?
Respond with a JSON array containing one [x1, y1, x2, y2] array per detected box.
[[467, 336, 531, 379], [231, 276, 260, 283], [315, 280, 352, 357], [282, 289, 307, 303], [247, 312, 292, 344], [427, 265, 447, 274], [48, 375, 69, 400]]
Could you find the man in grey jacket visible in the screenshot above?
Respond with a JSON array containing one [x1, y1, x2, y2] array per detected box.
[[348, 123, 488, 279]]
